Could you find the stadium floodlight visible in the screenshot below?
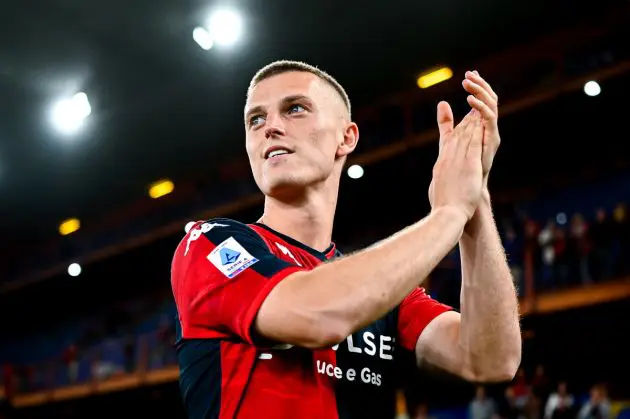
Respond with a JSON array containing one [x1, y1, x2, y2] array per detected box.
[[149, 179, 175, 199], [51, 92, 92, 134], [193, 27, 213, 50], [59, 218, 81, 236], [347, 164, 364, 179], [68, 263, 82, 277], [583, 80, 601, 97], [208, 8, 243, 47], [417, 67, 453, 89]]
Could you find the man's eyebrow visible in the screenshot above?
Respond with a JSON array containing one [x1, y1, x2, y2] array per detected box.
[[244, 94, 313, 123], [244, 104, 265, 123], [282, 94, 311, 104]]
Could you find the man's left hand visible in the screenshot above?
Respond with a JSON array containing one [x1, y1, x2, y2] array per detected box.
[[462, 71, 500, 189]]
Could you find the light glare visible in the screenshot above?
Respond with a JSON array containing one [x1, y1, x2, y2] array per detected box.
[[68, 263, 82, 277], [59, 218, 81, 236], [208, 9, 243, 47], [149, 179, 175, 199], [51, 92, 92, 134], [417, 67, 453, 89], [193, 27, 213, 50], [583, 80, 601, 97], [347, 164, 364, 179]]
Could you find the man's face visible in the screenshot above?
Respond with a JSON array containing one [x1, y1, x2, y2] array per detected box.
[[244, 71, 352, 198]]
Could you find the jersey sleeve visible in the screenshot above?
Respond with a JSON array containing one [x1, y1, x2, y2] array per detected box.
[[171, 218, 305, 345], [397, 287, 453, 351]]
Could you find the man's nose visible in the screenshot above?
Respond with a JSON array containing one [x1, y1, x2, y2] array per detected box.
[[264, 113, 286, 139]]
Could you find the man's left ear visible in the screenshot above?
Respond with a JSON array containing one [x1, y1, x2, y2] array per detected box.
[[336, 122, 359, 158]]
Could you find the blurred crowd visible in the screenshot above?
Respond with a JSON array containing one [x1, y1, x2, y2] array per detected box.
[[516, 203, 629, 291], [463, 366, 614, 419], [429, 201, 629, 305], [2, 309, 177, 396]]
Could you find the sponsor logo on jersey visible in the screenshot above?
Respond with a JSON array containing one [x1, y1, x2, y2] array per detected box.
[[275, 242, 302, 266], [184, 222, 228, 255]]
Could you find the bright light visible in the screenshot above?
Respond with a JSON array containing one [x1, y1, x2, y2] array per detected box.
[[583, 80, 601, 97], [149, 179, 174, 199], [185, 221, 196, 233], [59, 218, 81, 236], [68, 263, 82, 277], [417, 67, 453, 89], [347, 164, 364, 179], [51, 92, 92, 134], [208, 9, 243, 47], [193, 27, 213, 50]]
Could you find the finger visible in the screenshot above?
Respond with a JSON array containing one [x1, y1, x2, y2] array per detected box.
[[467, 115, 484, 159], [462, 79, 497, 115], [467, 95, 496, 123], [457, 110, 480, 157], [437, 101, 454, 153], [453, 108, 475, 133], [466, 71, 498, 103]]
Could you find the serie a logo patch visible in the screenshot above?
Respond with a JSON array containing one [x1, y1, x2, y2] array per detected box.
[[208, 236, 259, 278]]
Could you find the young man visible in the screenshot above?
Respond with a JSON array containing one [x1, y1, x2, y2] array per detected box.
[[171, 61, 521, 419]]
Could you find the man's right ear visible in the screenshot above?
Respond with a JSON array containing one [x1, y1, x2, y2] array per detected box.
[[336, 122, 359, 158]]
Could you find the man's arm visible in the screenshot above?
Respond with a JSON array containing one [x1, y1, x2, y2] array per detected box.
[[256, 207, 467, 348], [257, 110, 486, 349], [459, 195, 521, 380], [413, 71, 520, 383], [414, 195, 521, 382]]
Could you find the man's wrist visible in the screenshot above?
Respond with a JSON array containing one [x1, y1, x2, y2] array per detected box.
[[464, 189, 492, 235], [431, 205, 469, 229]]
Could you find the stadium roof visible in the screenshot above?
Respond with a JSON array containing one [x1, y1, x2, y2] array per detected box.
[[0, 0, 626, 262]]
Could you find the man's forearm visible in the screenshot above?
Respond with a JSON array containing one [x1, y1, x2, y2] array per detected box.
[[258, 207, 467, 348], [457, 193, 521, 380]]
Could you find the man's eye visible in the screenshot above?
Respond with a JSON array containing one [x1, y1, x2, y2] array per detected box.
[[288, 104, 305, 114], [250, 115, 265, 126]]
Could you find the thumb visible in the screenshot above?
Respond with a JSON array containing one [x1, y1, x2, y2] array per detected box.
[[436, 101, 454, 152]]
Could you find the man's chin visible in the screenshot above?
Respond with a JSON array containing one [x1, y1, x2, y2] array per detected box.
[[264, 176, 309, 199]]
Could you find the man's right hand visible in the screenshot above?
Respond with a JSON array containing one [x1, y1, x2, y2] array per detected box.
[[428, 101, 484, 221]]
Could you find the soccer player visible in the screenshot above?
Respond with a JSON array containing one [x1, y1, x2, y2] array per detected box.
[[171, 61, 521, 419]]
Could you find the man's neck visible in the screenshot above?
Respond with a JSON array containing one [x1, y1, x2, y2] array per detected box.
[[260, 181, 338, 253]]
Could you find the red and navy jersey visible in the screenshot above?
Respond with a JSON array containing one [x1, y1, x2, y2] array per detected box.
[[171, 218, 452, 419]]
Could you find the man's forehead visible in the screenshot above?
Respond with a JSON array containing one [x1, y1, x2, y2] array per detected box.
[[246, 71, 331, 109]]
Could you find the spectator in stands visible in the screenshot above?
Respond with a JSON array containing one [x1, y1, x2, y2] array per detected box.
[[90, 350, 118, 381], [553, 225, 569, 287], [538, 220, 557, 288], [589, 208, 615, 281], [531, 364, 551, 418], [469, 386, 497, 419], [544, 382, 575, 419], [62, 344, 78, 384], [152, 315, 174, 368], [567, 213, 591, 284], [531, 365, 550, 401], [577, 384, 611, 419], [506, 368, 532, 419], [497, 386, 519, 419], [413, 403, 436, 419]]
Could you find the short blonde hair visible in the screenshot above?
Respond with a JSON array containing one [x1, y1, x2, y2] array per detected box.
[[248, 60, 352, 118]]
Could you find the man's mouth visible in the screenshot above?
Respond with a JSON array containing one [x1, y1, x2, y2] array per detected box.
[[264, 147, 293, 159]]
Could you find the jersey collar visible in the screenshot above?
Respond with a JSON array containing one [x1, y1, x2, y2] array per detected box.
[[253, 223, 337, 261]]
